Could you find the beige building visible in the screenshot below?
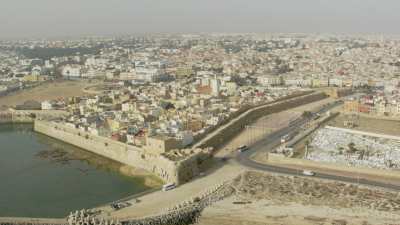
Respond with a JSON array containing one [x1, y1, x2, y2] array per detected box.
[[145, 135, 181, 154], [176, 67, 193, 78], [325, 88, 352, 99], [343, 99, 359, 113]]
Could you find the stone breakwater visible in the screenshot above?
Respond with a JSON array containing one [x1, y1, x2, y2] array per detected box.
[[0, 223, 64, 225], [34, 120, 211, 185], [0, 208, 201, 225], [102, 179, 233, 225]]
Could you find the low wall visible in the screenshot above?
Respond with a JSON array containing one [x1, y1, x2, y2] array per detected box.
[[198, 92, 327, 149], [0, 111, 32, 123], [267, 153, 400, 180], [0, 110, 68, 123], [325, 126, 400, 141], [34, 120, 204, 185]]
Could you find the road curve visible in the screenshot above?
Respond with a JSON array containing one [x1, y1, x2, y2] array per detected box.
[[234, 102, 400, 191]]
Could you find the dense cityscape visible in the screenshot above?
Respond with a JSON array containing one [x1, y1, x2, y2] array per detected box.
[[2, 1, 400, 225], [1, 33, 400, 224]]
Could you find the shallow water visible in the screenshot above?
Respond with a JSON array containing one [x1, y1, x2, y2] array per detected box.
[[0, 123, 151, 218]]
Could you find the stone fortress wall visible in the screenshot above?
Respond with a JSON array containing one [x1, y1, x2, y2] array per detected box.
[[34, 120, 210, 185]]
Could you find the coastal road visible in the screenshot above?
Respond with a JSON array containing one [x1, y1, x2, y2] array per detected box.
[[234, 101, 400, 191]]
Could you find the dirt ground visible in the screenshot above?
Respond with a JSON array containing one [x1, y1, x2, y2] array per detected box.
[[328, 114, 400, 136], [198, 197, 400, 225], [197, 171, 400, 225], [0, 80, 100, 107], [215, 97, 336, 157]]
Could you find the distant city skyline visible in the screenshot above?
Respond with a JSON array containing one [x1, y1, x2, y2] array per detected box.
[[1, 0, 400, 39]]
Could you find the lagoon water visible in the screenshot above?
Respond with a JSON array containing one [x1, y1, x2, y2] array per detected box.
[[0, 123, 151, 218]]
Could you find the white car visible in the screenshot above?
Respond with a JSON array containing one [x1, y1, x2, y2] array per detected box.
[[162, 183, 176, 191], [302, 170, 315, 176]]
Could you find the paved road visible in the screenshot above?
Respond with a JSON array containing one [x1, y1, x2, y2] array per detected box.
[[192, 91, 316, 149], [234, 101, 400, 191]]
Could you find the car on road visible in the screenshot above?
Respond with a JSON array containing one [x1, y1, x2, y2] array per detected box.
[[110, 201, 132, 211], [237, 145, 249, 152], [302, 170, 315, 176], [221, 157, 229, 162], [162, 183, 176, 191]]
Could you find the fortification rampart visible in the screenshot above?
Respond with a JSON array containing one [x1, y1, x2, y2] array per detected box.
[[34, 120, 209, 185]]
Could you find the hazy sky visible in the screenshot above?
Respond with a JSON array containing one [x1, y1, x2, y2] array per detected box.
[[1, 0, 399, 38]]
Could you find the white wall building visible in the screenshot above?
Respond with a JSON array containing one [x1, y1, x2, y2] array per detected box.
[[135, 67, 165, 82], [41, 101, 52, 110], [210, 76, 220, 97], [62, 65, 81, 78]]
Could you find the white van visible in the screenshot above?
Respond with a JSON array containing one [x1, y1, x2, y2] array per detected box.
[[162, 183, 176, 191], [302, 170, 315, 176]]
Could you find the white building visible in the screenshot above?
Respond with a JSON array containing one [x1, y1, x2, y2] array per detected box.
[[257, 75, 283, 86], [210, 76, 220, 97], [44, 60, 53, 68], [62, 65, 81, 78], [329, 78, 343, 87], [41, 101, 52, 110], [176, 131, 194, 147], [31, 65, 42, 76], [85, 57, 108, 67], [121, 103, 134, 112], [135, 67, 165, 82]]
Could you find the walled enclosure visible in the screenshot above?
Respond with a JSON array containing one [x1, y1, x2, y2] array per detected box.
[[6, 92, 326, 185], [34, 120, 209, 185]]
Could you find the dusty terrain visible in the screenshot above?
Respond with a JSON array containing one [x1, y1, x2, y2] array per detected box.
[[197, 171, 400, 225], [0, 80, 100, 107], [329, 114, 400, 136], [216, 97, 336, 157]]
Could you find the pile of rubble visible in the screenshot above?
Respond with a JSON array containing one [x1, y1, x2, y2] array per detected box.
[[308, 128, 400, 169]]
